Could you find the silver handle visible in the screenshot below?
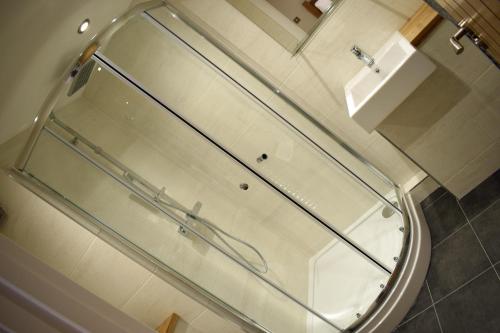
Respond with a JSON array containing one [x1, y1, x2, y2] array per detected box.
[[450, 19, 471, 55]]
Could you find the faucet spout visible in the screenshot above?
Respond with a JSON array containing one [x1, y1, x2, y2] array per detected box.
[[351, 45, 375, 68]]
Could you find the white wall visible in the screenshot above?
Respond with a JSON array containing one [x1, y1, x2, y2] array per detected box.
[[379, 21, 500, 198]]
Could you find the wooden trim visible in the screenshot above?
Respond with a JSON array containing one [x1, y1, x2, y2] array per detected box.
[[156, 313, 179, 333], [400, 4, 442, 46], [78, 43, 99, 66]]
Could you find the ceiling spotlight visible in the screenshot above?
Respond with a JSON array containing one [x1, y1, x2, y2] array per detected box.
[[78, 19, 90, 34]]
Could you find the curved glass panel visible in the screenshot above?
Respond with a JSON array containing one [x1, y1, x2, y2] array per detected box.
[[18, 4, 409, 333]]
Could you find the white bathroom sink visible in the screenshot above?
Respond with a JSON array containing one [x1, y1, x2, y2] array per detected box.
[[345, 32, 436, 133]]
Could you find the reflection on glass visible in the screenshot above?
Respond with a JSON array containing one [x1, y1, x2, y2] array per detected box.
[[187, 0, 342, 53]]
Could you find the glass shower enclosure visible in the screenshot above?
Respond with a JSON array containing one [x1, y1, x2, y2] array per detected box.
[[14, 2, 409, 333]]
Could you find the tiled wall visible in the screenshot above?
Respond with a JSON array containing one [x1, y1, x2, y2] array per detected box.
[[379, 21, 500, 198], [395, 170, 500, 332], [0, 170, 244, 333], [168, 0, 424, 187]]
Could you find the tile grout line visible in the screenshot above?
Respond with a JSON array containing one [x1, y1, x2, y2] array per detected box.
[[68, 236, 98, 278], [431, 222, 469, 250], [433, 266, 493, 305], [410, 182, 500, 331], [421, 190, 449, 210], [188, 309, 207, 325], [467, 197, 500, 223], [120, 271, 154, 310], [426, 280, 444, 333], [396, 303, 435, 328], [456, 198, 499, 280]]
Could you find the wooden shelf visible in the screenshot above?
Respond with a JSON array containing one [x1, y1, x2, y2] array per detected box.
[[156, 313, 179, 333], [400, 4, 442, 46]]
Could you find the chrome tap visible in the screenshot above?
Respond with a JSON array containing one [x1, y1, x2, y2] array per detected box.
[[351, 45, 375, 68]]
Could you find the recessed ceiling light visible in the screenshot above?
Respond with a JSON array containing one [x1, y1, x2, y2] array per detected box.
[[78, 19, 90, 34]]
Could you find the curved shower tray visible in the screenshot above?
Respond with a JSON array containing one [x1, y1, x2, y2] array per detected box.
[[10, 1, 431, 332]]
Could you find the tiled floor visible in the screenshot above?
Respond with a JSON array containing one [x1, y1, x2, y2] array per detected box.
[[395, 169, 500, 333]]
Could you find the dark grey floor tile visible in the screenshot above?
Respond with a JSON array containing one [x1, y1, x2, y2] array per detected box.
[[436, 268, 500, 333], [459, 169, 500, 220], [403, 282, 432, 320], [422, 192, 467, 246], [426, 225, 490, 301], [393, 307, 441, 333], [471, 200, 500, 264], [420, 187, 447, 209]]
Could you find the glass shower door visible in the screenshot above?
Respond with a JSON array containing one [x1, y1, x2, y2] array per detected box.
[[97, 8, 404, 274], [17, 3, 409, 333], [24, 62, 389, 332]]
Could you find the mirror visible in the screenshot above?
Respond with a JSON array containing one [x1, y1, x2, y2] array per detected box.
[[226, 0, 343, 53]]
